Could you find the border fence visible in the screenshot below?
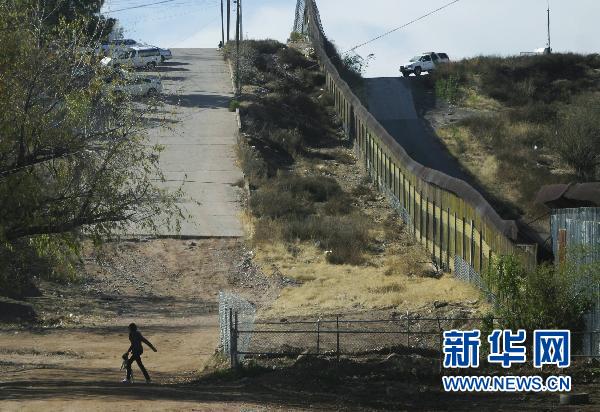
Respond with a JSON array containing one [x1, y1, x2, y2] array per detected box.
[[296, 0, 537, 288], [219, 306, 600, 367]]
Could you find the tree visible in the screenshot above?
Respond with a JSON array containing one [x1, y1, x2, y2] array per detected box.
[[487, 252, 599, 333], [26, 0, 115, 39], [555, 94, 600, 181], [0, 1, 180, 296]]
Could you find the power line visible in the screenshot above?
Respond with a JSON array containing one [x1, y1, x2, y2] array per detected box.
[[345, 0, 462, 53], [104, 0, 180, 14]]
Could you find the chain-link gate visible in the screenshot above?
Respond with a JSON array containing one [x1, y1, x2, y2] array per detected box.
[[218, 291, 256, 363]]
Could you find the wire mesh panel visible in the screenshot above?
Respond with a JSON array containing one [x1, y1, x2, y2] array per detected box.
[[292, 0, 307, 34], [453, 255, 496, 303], [218, 291, 256, 358], [235, 316, 494, 359]]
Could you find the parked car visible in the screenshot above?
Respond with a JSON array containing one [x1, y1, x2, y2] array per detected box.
[[104, 70, 162, 97], [101, 46, 162, 69], [100, 38, 140, 54], [400, 52, 450, 77], [159, 48, 172, 62]]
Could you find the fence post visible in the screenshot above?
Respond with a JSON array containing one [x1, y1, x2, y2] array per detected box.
[[425, 197, 429, 250], [412, 185, 417, 237], [437, 316, 443, 374], [336, 315, 340, 362], [446, 207, 451, 270], [462, 218, 466, 260], [316, 319, 321, 355], [411, 184, 417, 239], [406, 314, 410, 347], [229, 310, 239, 369], [432, 200, 437, 258], [479, 225, 484, 274], [470, 219, 475, 268]]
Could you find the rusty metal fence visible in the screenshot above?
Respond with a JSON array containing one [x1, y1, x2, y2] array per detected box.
[[299, 0, 537, 283]]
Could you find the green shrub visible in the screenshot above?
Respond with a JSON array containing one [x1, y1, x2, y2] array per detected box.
[[435, 75, 461, 104], [229, 99, 240, 112], [289, 31, 305, 43], [487, 253, 599, 332]]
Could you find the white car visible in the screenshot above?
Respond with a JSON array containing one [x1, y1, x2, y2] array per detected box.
[[102, 46, 162, 69], [100, 39, 139, 54], [400, 52, 450, 77], [105, 71, 162, 97], [159, 48, 173, 62]]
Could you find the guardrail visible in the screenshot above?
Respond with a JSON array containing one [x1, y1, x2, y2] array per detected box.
[[300, 0, 537, 280]]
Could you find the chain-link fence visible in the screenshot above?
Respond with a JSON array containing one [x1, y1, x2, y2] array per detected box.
[[228, 314, 495, 368], [453, 255, 497, 303], [218, 291, 256, 362], [223, 314, 600, 367]]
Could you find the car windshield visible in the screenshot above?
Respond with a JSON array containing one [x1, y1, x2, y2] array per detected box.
[[409, 56, 420, 62]]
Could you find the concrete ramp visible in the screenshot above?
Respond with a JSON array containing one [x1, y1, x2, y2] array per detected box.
[[130, 48, 243, 238]]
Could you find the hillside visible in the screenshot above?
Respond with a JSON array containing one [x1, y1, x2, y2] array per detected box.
[[227, 39, 484, 318], [428, 54, 600, 234]]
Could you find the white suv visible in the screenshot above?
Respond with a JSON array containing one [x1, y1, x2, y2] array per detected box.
[[102, 46, 162, 69], [400, 52, 450, 77]]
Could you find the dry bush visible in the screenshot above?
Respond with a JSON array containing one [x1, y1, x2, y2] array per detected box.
[[250, 187, 314, 218], [553, 94, 600, 180], [275, 214, 371, 265], [236, 138, 267, 184]]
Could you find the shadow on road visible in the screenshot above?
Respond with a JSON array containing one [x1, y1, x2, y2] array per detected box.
[[161, 93, 231, 109]]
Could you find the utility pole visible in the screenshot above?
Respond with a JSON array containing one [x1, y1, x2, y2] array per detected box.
[[235, 0, 240, 95], [220, 0, 225, 47], [239, 0, 243, 41], [546, 0, 551, 54], [226, 0, 230, 43]]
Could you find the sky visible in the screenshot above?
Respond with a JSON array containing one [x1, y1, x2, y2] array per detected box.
[[102, 0, 600, 78]]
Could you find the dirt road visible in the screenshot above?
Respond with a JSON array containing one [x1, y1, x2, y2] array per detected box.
[[0, 239, 268, 411]]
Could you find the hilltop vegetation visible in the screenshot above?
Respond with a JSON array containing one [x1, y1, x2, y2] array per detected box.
[[431, 54, 600, 221]]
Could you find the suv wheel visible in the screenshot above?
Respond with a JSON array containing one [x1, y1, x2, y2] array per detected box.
[[147, 61, 156, 69], [414, 66, 422, 76], [401, 70, 409, 77]]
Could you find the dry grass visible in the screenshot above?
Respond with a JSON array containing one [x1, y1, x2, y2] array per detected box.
[[235, 39, 489, 319], [254, 243, 483, 318], [437, 125, 516, 203], [462, 87, 504, 111]]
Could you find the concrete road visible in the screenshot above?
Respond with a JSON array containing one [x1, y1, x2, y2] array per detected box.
[[365, 77, 471, 182], [141, 48, 243, 238]]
